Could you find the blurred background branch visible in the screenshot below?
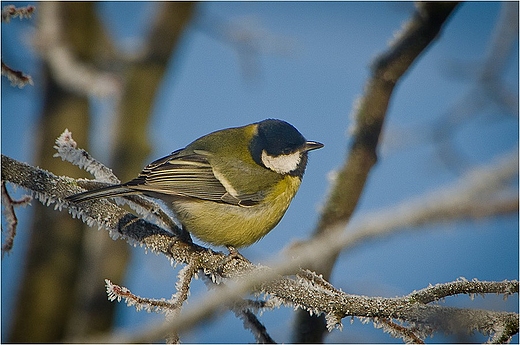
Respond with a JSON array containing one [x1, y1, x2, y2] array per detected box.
[[293, 3, 460, 342], [5, 2, 195, 342], [381, 2, 519, 174]]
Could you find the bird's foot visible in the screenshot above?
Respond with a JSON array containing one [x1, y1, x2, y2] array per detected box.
[[216, 246, 251, 276], [226, 245, 250, 263]]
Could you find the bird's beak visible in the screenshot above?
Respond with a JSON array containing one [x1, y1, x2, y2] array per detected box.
[[304, 141, 324, 152]]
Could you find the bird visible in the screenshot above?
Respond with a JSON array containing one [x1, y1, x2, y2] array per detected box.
[[66, 119, 323, 250]]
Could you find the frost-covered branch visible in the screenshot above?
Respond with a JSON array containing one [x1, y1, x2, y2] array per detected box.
[[105, 279, 177, 314], [2, 134, 517, 343], [377, 318, 425, 344], [232, 308, 276, 344], [52, 129, 182, 236], [2, 146, 518, 342], [1, 154, 178, 247], [295, 7, 461, 338], [331, 151, 518, 257], [104, 261, 197, 332], [1, 4, 35, 22], [2, 5, 35, 88], [1, 181, 31, 256], [83, 150, 517, 343], [409, 278, 519, 305], [53, 129, 120, 183], [94, 271, 518, 343], [1, 61, 33, 88]]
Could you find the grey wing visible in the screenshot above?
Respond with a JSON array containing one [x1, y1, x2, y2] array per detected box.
[[124, 149, 262, 206]]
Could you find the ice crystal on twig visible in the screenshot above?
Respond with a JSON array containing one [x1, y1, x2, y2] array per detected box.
[[105, 279, 176, 313], [377, 318, 425, 344], [1, 182, 31, 256], [1, 61, 33, 88], [1, 4, 34, 22], [1, 5, 35, 88], [54, 129, 182, 235], [408, 279, 519, 304], [53, 129, 119, 183], [105, 262, 197, 315], [325, 312, 343, 331], [170, 262, 197, 308]]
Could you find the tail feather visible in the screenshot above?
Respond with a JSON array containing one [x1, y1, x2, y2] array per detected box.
[[66, 185, 136, 203]]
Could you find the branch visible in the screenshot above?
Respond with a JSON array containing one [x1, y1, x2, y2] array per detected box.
[[1, 147, 517, 342], [33, 2, 121, 98], [53, 129, 181, 234], [377, 318, 425, 344], [85, 149, 515, 342], [409, 278, 519, 304], [1, 61, 33, 88], [432, 2, 518, 174], [1, 181, 31, 256], [1, 154, 178, 247], [293, 4, 462, 341], [315, 2, 460, 236], [105, 279, 176, 313], [231, 306, 276, 344], [93, 273, 517, 343], [1, 4, 35, 22], [1, 5, 35, 87], [52, 129, 120, 183]]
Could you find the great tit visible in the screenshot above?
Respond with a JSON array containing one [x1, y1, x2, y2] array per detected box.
[[66, 119, 323, 249]]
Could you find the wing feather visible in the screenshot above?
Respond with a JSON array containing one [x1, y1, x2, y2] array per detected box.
[[123, 150, 261, 206]]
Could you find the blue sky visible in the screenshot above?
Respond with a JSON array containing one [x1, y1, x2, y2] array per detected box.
[[2, 2, 518, 343]]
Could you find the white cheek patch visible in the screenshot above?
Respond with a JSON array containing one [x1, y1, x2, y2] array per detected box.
[[261, 150, 301, 174]]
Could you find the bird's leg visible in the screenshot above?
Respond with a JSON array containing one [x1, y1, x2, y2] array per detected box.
[[178, 225, 193, 244], [216, 246, 251, 276], [226, 245, 250, 263]]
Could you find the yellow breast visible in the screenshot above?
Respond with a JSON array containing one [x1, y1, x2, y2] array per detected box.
[[171, 175, 302, 248]]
